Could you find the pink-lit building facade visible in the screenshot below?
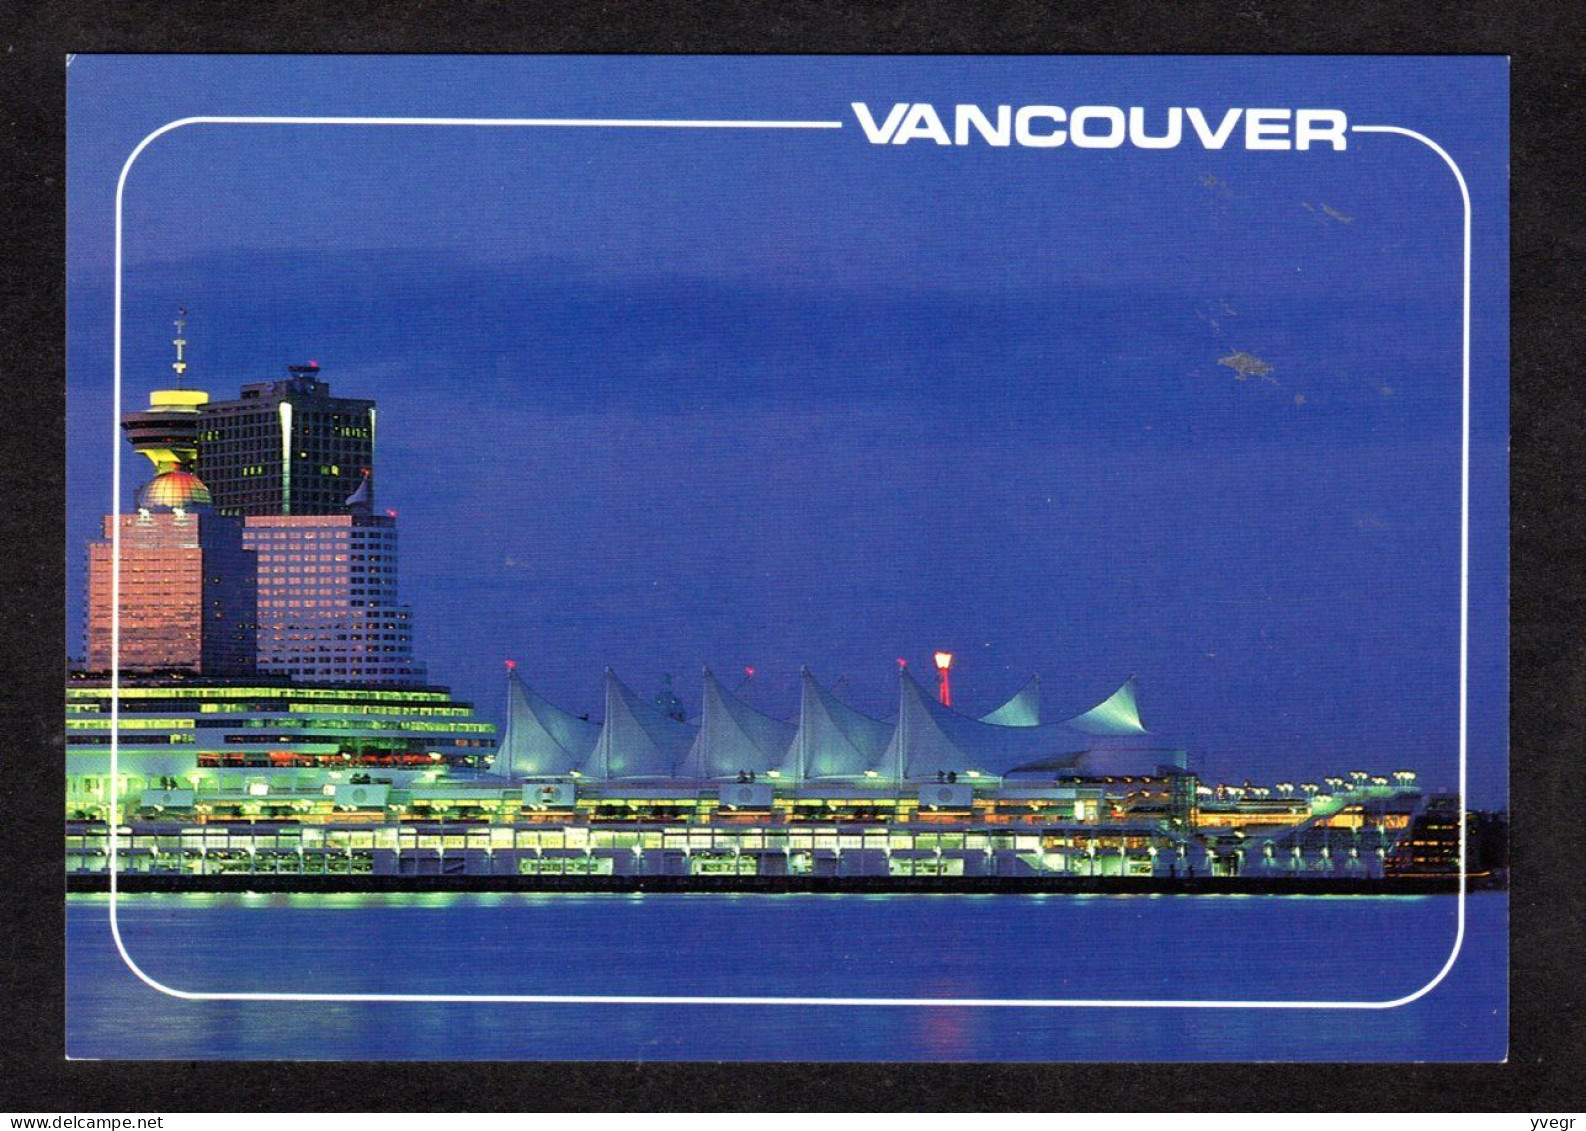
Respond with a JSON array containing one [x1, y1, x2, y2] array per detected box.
[[243, 513, 425, 686], [85, 508, 257, 675]]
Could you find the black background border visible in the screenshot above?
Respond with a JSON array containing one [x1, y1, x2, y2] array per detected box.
[[2, 0, 1579, 1112]]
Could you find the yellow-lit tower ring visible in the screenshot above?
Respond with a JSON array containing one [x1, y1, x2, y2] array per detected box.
[[121, 307, 210, 474]]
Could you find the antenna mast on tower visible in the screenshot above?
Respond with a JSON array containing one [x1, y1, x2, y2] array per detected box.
[[171, 307, 189, 387]]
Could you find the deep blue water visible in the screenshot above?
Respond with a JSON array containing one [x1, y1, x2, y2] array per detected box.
[[68, 891, 1506, 1061]]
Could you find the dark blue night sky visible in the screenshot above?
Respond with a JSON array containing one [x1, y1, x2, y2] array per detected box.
[[66, 57, 1508, 806]]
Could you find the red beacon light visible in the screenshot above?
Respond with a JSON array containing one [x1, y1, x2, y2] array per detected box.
[[896, 657, 907, 669], [933, 651, 954, 707], [504, 659, 517, 671]]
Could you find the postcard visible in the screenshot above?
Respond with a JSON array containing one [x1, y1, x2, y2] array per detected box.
[[65, 55, 1508, 1061]]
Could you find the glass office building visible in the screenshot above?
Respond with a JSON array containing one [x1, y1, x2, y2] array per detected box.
[[194, 364, 375, 518]]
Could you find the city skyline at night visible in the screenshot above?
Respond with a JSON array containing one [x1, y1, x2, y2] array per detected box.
[[60, 53, 1512, 1068], [67, 56, 1508, 807]]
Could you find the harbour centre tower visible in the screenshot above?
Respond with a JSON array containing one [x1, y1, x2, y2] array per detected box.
[[86, 316, 255, 676]]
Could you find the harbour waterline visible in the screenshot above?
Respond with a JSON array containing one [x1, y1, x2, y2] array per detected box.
[[68, 891, 1506, 1061]]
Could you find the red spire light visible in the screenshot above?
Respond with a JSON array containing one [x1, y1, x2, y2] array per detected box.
[[933, 651, 954, 706]]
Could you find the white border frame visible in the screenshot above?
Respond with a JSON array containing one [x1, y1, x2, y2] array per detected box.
[[102, 114, 1473, 1011]]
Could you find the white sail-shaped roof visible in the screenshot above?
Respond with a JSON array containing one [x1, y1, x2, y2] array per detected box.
[[777, 667, 895, 780], [491, 668, 601, 779], [885, 668, 1099, 781], [582, 669, 697, 779], [979, 674, 1040, 726], [678, 668, 796, 779], [1061, 676, 1149, 735]]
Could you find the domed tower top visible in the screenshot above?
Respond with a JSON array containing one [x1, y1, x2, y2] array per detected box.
[[136, 467, 213, 513]]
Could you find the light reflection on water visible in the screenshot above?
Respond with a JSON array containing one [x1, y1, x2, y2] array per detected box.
[[68, 891, 1505, 1062]]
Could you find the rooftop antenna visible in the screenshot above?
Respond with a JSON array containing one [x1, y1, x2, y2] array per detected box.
[[171, 307, 188, 387]]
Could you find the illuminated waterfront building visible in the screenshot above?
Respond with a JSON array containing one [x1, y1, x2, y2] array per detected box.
[[65, 661, 1433, 881], [65, 673, 496, 820]]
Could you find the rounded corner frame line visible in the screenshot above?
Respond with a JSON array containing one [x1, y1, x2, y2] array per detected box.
[[103, 114, 1472, 1010]]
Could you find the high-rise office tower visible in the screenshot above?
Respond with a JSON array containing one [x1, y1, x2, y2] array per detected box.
[[194, 363, 374, 517], [189, 359, 425, 686], [85, 498, 258, 675], [243, 502, 427, 686]]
